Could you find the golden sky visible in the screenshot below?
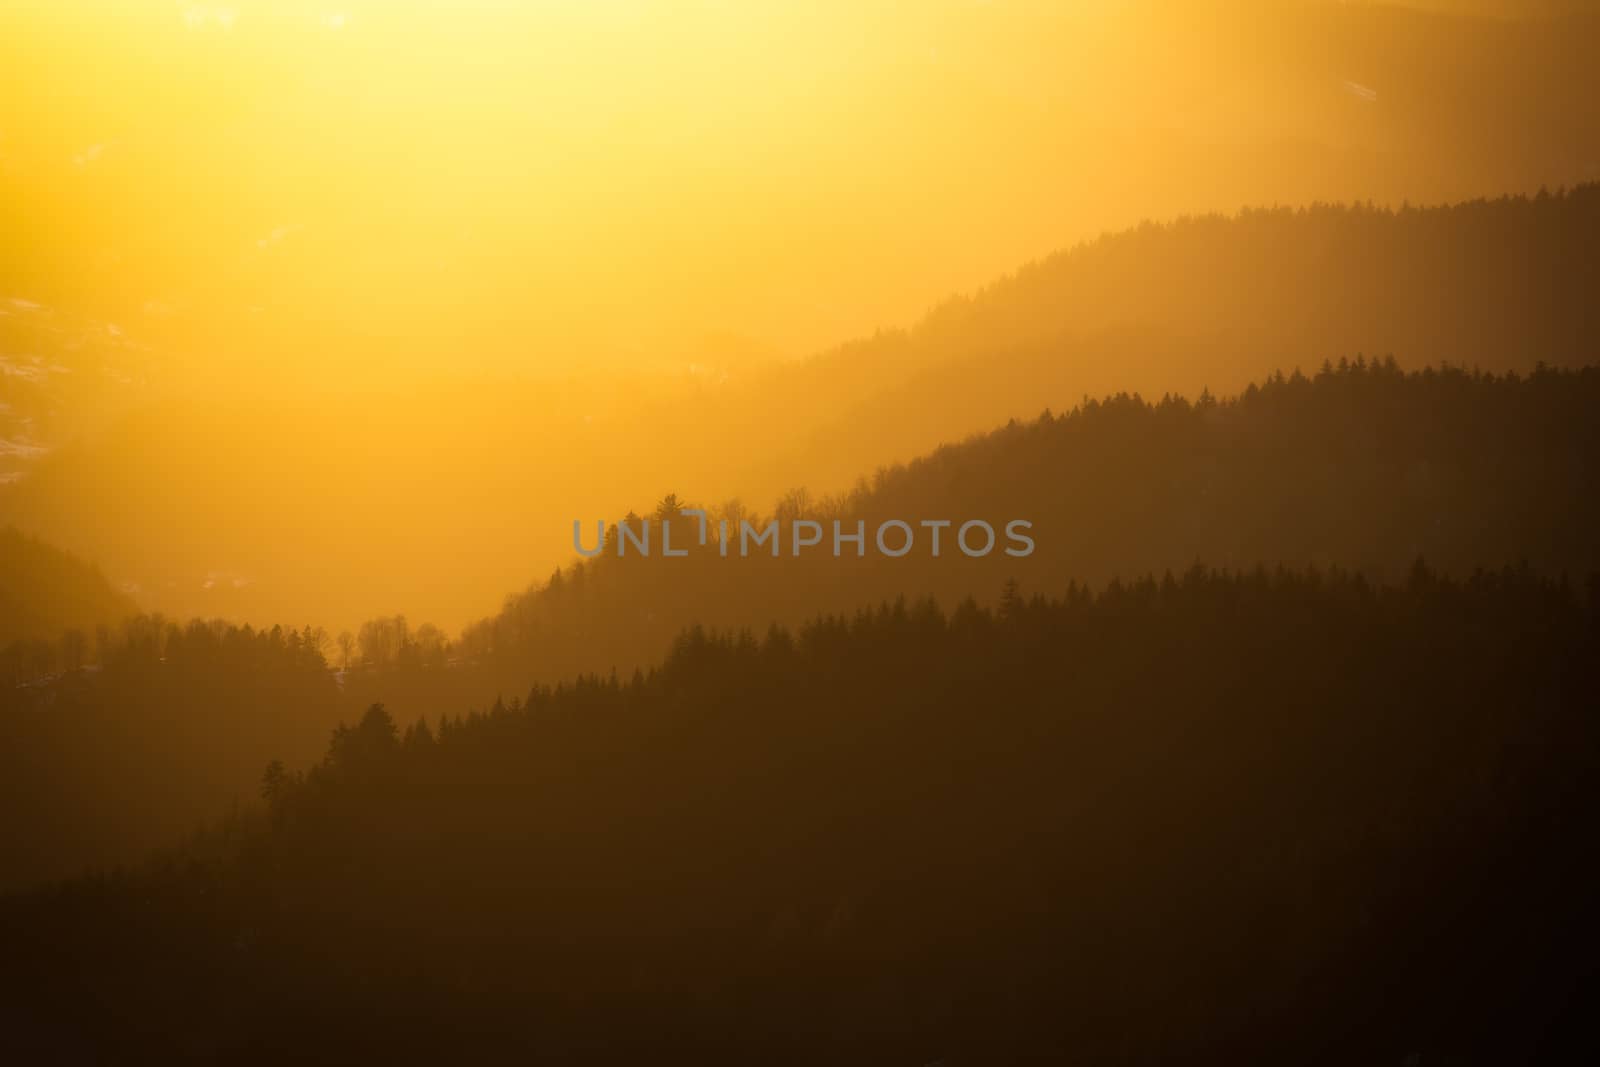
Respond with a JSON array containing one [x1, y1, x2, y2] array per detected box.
[[2, 0, 1595, 632], [9, 0, 1583, 381]]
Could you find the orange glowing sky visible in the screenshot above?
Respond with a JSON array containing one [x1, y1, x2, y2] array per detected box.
[[2, 0, 1595, 632]]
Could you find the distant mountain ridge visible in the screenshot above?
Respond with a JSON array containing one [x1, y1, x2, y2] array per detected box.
[[740, 185, 1600, 493]]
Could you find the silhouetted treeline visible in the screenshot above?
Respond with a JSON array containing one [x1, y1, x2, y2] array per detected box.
[[5, 564, 1596, 1063], [0, 616, 339, 889], [0, 525, 135, 663], [442, 361, 1600, 714]]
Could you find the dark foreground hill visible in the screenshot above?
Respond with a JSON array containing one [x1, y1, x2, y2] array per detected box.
[[4, 566, 1596, 1064]]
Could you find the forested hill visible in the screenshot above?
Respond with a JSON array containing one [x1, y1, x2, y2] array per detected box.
[[4, 188, 1595, 632], [13, 362, 1596, 892], [746, 185, 1600, 491], [6, 566, 1596, 1063], [0, 526, 136, 653], [452, 362, 1600, 696]]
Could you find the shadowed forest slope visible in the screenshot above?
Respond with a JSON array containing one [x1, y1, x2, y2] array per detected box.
[[0, 526, 136, 652], [5, 566, 1596, 1064], [448, 362, 1600, 704], [0, 619, 338, 891]]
